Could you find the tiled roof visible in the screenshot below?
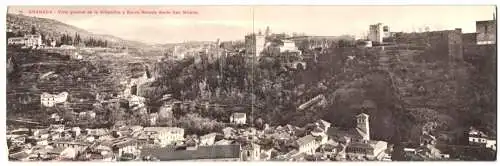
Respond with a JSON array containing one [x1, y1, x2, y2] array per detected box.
[[317, 119, 331, 128], [348, 140, 387, 150], [141, 144, 241, 161], [312, 127, 324, 133], [200, 133, 217, 141], [326, 127, 365, 140], [9, 151, 29, 160], [297, 135, 316, 146], [112, 138, 137, 148], [214, 139, 234, 145], [143, 127, 184, 134], [356, 113, 369, 118], [232, 113, 246, 119]]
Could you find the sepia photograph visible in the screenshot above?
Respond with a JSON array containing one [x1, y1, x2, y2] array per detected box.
[[4, 5, 497, 162]]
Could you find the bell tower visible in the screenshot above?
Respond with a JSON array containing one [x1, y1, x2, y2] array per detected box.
[[356, 113, 370, 141]]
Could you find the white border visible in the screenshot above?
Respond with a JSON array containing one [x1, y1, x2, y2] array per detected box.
[[0, 1, 498, 166]]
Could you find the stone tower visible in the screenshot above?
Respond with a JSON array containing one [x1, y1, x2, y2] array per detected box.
[[356, 113, 370, 141]]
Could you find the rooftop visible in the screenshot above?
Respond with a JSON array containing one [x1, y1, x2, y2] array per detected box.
[[327, 127, 365, 141], [348, 140, 388, 150], [143, 127, 184, 134], [200, 133, 217, 140], [141, 144, 241, 161], [231, 112, 246, 119], [297, 135, 316, 146]]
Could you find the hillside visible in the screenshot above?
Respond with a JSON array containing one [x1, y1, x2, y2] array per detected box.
[[140, 43, 496, 146], [6, 14, 147, 48]]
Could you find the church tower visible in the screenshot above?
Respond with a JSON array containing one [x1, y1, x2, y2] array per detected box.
[[356, 113, 370, 141]]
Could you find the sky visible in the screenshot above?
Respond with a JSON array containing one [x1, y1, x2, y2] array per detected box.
[[7, 5, 497, 44]]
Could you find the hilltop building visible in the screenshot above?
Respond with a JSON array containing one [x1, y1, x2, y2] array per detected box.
[[143, 127, 185, 146], [40, 92, 69, 107], [393, 28, 464, 61], [245, 33, 266, 57], [279, 40, 300, 53], [368, 23, 391, 44], [7, 34, 42, 47], [476, 20, 496, 45], [230, 113, 247, 125]]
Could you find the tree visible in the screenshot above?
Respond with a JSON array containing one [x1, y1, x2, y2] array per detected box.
[[31, 25, 37, 34], [74, 32, 82, 45], [7, 138, 12, 149], [41, 33, 46, 45], [255, 117, 264, 129]]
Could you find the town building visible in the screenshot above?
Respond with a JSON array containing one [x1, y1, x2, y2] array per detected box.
[[40, 92, 69, 107], [78, 111, 96, 120], [52, 141, 91, 153], [128, 95, 146, 109], [241, 143, 261, 161], [327, 113, 372, 143], [109, 138, 139, 158], [50, 113, 61, 122], [468, 127, 497, 150], [297, 135, 320, 155], [86, 128, 110, 139], [8, 37, 26, 45], [149, 113, 158, 126], [71, 127, 81, 137], [346, 140, 388, 160], [143, 127, 185, 146], [49, 124, 65, 133], [476, 19, 496, 45], [311, 127, 329, 145], [357, 40, 373, 48], [199, 133, 217, 146], [230, 112, 247, 125], [122, 70, 155, 97], [316, 119, 331, 132], [140, 144, 242, 161], [420, 132, 437, 146]]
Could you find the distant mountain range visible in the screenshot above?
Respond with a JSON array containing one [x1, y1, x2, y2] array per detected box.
[[6, 14, 147, 48]]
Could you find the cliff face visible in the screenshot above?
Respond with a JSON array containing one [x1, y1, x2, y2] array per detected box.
[[279, 45, 494, 144]]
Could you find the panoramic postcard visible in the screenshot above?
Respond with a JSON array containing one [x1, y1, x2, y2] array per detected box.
[[5, 5, 497, 161]]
